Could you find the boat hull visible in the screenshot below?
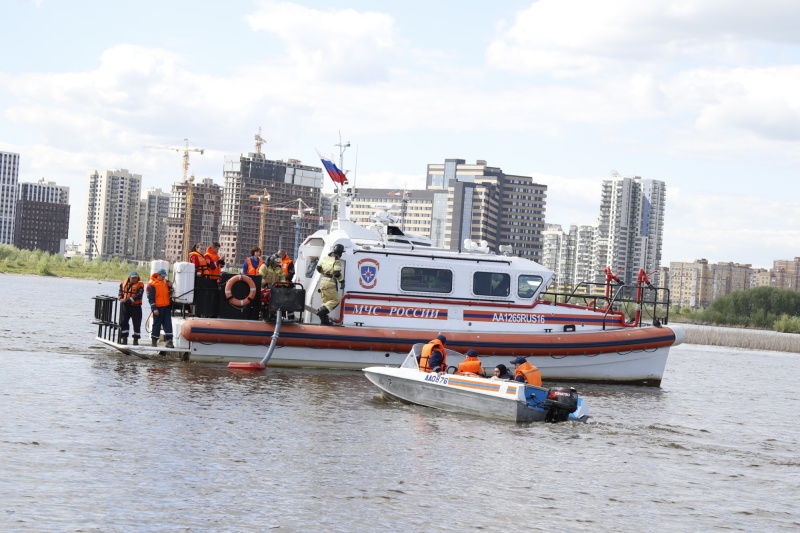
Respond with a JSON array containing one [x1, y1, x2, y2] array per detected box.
[[173, 317, 685, 386], [363, 367, 547, 423]]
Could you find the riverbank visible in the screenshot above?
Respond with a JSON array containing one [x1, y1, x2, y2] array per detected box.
[[0, 244, 137, 281], [680, 323, 799, 353]]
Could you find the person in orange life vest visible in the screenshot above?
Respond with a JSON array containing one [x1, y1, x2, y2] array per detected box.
[[277, 249, 295, 282], [419, 334, 448, 373], [510, 356, 542, 386], [188, 242, 213, 277], [118, 271, 144, 345], [242, 246, 263, 275], [204, 241, 224, 280], [147, 269, 174, 348], [457, 349, 486, 377]]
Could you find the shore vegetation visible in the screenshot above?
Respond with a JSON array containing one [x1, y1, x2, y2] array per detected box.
[[670, 286, 800, 334], [0, 244, 138, 281]]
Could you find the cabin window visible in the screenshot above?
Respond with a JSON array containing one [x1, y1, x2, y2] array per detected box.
[[305, 257, 319, 278], [518, 275, 543, 299], [473, 272, 510, 297], [400, 267, 452, 293]]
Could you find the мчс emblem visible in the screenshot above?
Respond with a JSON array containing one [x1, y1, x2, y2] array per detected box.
[[358, 258, 379, 289]]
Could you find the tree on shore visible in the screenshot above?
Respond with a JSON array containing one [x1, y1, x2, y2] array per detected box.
[[0, 244, 138, 281], [675, 286, 800, 333]]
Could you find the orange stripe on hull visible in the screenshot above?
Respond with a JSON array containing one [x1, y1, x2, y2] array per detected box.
[[181, 319, 678, 357]]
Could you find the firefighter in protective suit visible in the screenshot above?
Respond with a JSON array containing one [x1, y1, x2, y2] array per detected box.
[[316, 244, 344, 325]]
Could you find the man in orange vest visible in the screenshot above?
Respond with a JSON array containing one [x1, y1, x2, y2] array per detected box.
[[456, 349, 486, 377], [118, 271, 144, 345], [419, 334, 448, 373], [510, 356, 542, 386], [277, 249, 295, 282], [147, 269, 174, 348]]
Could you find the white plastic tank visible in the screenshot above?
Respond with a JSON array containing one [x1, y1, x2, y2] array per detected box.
[[150, 260, 169, 279], [173, 261, 195, 304]]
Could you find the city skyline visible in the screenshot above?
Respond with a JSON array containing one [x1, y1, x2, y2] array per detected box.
[[2, 1, 799, 269]]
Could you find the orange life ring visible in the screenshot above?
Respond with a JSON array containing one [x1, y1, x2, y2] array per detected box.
[[224, 274, 257, 307]]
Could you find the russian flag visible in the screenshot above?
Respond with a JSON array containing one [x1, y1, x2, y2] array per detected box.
[[316, 149, 348, 186]]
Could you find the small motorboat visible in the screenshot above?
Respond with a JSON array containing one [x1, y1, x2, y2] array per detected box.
[[363, 344, 591, 423]]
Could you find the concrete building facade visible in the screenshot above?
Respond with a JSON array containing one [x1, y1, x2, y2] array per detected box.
[[218, 153, 323, 265], [14, 179, 70, 254], [134, 188, 171, 261], [426, 159, 547, 261], [669, 259, 752, 309], [0, 151, 20, 245], [84, 169, 141, 260], [164, 178, 222, 263], [596, 175, 666, 290]]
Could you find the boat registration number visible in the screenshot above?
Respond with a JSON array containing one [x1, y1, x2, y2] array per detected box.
[[424, 374, 449, 384]]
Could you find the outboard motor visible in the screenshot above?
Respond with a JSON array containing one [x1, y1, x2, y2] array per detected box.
[[544, 387, 579, 423]]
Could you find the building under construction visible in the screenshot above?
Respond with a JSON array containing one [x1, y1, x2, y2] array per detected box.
[[218, 149, 323, 265], [164, 177, 223, 262]]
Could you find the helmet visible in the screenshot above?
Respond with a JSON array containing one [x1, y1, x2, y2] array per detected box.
[[332, 244, 345, 256], [269, 254, 281, 265]]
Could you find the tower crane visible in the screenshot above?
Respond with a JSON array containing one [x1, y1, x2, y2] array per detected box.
[[145, 138, 205, 257], [290, 199, 315, 260], [254, 128, 268, 155], [249, 188, 271, 252]]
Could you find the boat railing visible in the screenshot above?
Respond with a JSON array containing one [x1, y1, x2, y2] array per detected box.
[[541, 280, 671, 329], [92, 295, 121, 342]]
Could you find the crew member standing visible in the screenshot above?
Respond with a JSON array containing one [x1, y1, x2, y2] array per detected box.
[[456, 349, 486, 377], [189, 242, 212, 277], [258, 254, 284, 288], [419, 334, 448, 373], [242, 246, 263, 275], [204, 241, 224, 280], [510, 356, 542, 386], [118, 271, 144, 345], [277, 249, 295, 282], [315, 244, 344, 325], [147, 268, 174, 348]]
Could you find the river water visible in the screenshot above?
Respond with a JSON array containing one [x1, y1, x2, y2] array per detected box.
[[1, 274, 798, 532]]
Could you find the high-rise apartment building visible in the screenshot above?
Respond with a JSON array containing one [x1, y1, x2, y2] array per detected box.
[[84, 169, 141, 260], [14, 179, 70, 254], [218, 152, 323, 264], [134, 188, 171, 261], [596, 175, 666, 289], [0, 151, 20, 245], [164, 178, 223, 262], [541, 223, 600, 291], [425, 159, 547, 261]]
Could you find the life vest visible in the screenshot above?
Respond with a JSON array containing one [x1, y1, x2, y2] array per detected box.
[[120, 280, 144, 306], [281, 255, 294, 278], [189, 251, 209, 276], [246, 257, 263, 276], [457, 357, 483, 376], [419, 340, 446, 372], [148, 275, 172, 308], [514, 361, 542, 386], [205, 247, 221, 280]]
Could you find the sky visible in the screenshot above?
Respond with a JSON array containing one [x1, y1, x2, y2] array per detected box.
[[2, 0, 799, 269]]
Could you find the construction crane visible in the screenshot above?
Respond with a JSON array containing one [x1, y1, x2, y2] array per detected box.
[[249, 188, 271, 252], [290, 199, 315, 260], [254, 128, 268, 155], [145, 138, 205, 257]]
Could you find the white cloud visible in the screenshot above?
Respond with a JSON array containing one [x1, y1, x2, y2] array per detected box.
[[245, 1, 398, 82], [487, 0, 800, 77]]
